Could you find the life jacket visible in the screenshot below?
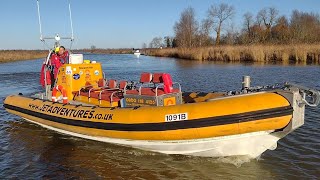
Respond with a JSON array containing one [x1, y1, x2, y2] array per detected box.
[[40, 64, 51, 87], [50, 54, 62, 79], [59, 51, 69, 64]]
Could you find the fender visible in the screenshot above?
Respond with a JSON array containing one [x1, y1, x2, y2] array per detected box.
[[162, 73, 173, 93]]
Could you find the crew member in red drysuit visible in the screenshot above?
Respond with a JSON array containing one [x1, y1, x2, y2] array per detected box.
[[40, 46, 69, 88], [57, 46, 69, 65], [48, 46, 69, 88], [51, 46, 69, 78]]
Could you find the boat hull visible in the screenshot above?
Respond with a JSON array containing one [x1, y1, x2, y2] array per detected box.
[[4, 91, 302, 157], [134, 52, 140, 58], [23, 116, 282, 158], [4, 92, 293, 140]]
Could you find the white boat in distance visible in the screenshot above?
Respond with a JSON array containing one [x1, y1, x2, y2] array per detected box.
[[134, 49, 141, 58]]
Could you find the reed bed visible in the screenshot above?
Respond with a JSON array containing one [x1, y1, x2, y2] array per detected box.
[[144, 44, 320, 64], [0, 50, 47, 63], [2, 45, 320, 64], [0, 49, 133, 64]]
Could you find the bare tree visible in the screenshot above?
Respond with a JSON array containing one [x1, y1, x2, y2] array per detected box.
[[222, 23, 239, 45], [172, 38, 178, 48], [290, 10, 320, 43], [240, 12, 254, 43], [142, 43, 147, 49], [207, 3, 235, 45], [164, 36, 172, 48], [148, 43, 153, 48], [90, 45, 96, 53], [239, 9, 320, 44], [253, 7, 278, 43], [174, 7, 198, 47], [198, 19, 213, 46], [257, 7, 279, 32], [243, 12, 253, 35], [149, 37, 163, 48], [271, 16, 290, 43]]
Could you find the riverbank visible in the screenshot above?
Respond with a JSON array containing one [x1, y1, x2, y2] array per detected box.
[[0, 49, 133, 63], [144, 44, 320, 64], [2, 45, 320, 64], [0, 50, 47, 63]]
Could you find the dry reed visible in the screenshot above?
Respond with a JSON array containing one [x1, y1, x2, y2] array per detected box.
[[144, 44, 320, 64], [0, 49, 133, 64], [0, 50, 47, 63], [2, 45, 320, 65]]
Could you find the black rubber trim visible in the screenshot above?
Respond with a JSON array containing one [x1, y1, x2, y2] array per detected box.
[[3, 103, 293, 131]]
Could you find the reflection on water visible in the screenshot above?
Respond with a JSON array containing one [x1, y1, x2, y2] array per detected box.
[[0, 55, 319, 179]]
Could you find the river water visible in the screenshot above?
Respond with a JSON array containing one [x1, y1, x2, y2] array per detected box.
[[0, 54, 319, 179]]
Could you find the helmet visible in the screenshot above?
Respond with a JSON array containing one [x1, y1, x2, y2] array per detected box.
[[55, 46, 60, 53]]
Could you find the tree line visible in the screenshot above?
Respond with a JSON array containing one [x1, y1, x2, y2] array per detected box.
[[146, 3, 320, 48]]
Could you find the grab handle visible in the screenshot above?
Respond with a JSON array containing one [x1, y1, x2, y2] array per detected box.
[[286, 83, 320, 107]]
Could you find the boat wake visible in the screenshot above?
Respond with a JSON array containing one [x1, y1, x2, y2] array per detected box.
[[215, 156, 253, 167]]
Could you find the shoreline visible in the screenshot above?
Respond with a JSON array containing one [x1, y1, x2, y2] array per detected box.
[[2, 45, 320, 65], [0, 49, 133, 64], [0, 50, 48, 64], [143, 44, 320, 65]]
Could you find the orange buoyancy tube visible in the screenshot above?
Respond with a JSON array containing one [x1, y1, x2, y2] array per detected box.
[[52, 85, 68, 104]]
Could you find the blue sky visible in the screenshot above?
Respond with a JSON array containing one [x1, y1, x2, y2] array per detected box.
[[1, 0, 319, 50]]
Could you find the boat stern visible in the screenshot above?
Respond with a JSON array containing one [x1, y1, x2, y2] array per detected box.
[[277, 84, 320, 135]]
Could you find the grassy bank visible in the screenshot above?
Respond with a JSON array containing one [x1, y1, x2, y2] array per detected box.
[[0, 50, 47, 63], [144, 44, 320, 64], [0, 48, 133, 64]]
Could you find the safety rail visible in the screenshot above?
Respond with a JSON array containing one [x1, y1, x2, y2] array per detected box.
[[155, 82, 182, 96], [285, 83, 320, 107], [98, 88, 121, 105]]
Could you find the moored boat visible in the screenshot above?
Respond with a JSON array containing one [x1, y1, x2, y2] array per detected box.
[[133, 49, 141, 58]]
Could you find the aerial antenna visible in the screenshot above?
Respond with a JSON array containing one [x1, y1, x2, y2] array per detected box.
[[36, 0, 75, 50], [68, 0, 74, 50], [36, 0, 43, 42], [68, 0, 74, 41]]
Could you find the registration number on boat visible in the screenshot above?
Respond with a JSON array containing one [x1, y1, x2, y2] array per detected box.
[[165, 113, 188, 122]]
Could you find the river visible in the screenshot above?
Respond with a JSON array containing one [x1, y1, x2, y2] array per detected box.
[[0, 54, 319, 179]]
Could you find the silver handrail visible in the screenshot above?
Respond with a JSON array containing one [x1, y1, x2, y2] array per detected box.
[[286, 83, 320, 107]]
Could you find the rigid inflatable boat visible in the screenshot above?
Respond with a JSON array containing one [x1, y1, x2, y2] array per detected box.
[[4, 44, 320, 158], [5, 0, 319, 158]]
